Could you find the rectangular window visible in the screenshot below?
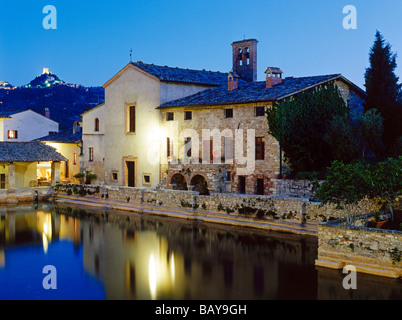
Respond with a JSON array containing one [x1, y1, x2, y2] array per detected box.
[[8, 130, 18, 139], [167, 112, 174, 121], [224, 137, 234, 162], [185, 111, 192, 120], [111, 171, 119, 182], [89, 147, 94, 162], [225, 171, 232, 182], [255, 107, 265, 117], [65, 161, 69, 178], [73, 153, 77, 165], [143, 174, 151, 185], [224, 109, 233, 119], [0, 174, 5, 189], [166, 137, 171, 158], [184, 137, 192, 157], [202, 139, 213, 162], [127, 105, 136, 133], [255, 137, 265, 160]]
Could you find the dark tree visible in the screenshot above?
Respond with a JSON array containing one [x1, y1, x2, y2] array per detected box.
[[364, 31, 402, 153], [266, 82, 347, 173]]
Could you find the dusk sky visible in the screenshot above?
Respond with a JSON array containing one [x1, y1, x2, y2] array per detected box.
[[1, 0, 401, 89]]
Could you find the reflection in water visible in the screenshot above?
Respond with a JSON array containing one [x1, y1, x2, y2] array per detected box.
[[0, 203, 401, 300]]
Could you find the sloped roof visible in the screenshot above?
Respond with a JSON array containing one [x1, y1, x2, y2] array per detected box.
[[0, 109, 58, 123], [0, 142, 67, 162], [158, 74, 365, 108], [37, 129, 82, 144], [132, 62, 228, 86], [104, 62, 229, 88]]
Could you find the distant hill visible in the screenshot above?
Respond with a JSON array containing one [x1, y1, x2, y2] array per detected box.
[[26, 72, 65, 88], [0, 81, 15, 90], [0, 71, 104, 130]]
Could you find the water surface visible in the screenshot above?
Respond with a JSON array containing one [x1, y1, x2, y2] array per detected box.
[[0, 203, 401, 300]]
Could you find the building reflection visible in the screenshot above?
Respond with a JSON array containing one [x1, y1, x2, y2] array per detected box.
[[0, 203, 401, 300]]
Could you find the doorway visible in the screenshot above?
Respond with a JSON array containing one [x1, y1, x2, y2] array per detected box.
[[126, 161, 136, 187], [238, 176, 246, 194], [256, 179, 264, 195]]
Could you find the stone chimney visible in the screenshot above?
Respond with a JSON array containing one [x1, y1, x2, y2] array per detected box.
[[44, 107, 50, 118], [265, 67, 283, 88], [227, 71, 239, 91]]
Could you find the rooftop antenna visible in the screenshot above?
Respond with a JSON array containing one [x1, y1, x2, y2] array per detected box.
[[129, 48, 133, 62]]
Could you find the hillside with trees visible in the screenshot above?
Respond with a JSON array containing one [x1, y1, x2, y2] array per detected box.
[[0, 73, 104, 130]]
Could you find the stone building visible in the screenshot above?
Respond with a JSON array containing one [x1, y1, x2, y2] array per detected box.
[[81, 60, 228, 188], [0, 141, 66, 189], [158, 39, 366, 195], [81, 39, 366, 195], [37, 126, 82, 184]]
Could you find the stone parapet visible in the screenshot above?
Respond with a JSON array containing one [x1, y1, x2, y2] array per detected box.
[[316, 214, 402, 278]]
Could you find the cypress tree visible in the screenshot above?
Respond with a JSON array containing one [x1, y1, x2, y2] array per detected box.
[[364, 31, 402, 153]]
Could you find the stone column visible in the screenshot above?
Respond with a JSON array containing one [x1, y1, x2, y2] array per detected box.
[[51, 162, 61, 186], [8, 163, 15, 193]]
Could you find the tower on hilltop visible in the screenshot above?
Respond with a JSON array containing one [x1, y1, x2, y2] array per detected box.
[[231, 39, 258, 82]]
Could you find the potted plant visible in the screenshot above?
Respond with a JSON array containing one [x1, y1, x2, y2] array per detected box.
[[73, 172, 85, 184], [85, 173, 97, 184], [367, 212, 387, 229]]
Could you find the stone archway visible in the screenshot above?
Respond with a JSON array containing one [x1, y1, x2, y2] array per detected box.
[[170, 173, 188, 191], [190, 174, 210, 195]]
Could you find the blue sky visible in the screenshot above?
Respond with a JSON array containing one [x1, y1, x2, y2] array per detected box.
[[1, 0, 401, 89]]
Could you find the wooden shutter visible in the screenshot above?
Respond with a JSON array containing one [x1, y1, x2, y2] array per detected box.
[[255, 137, 265, 160]]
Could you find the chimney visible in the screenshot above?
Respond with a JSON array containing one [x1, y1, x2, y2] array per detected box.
[[44, 107, 50, 118], [265, 67, 283, 88], [227, 71, 239, 91]]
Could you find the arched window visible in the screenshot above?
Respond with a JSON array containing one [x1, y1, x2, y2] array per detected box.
[[238, 48, 243, 66], [94, 118, 100, 132]]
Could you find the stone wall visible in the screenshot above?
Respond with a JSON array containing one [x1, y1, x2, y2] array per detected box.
[[0, 187, 53, 204], [316, 214, 402, 278], [195, 193, 305, 222], [270, 179, 319, 198], [53, 184, 387, 226], [304, 198, 384, 222], [143, 189, 196, 209]]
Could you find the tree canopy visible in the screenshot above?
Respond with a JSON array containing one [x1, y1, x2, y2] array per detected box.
[[267, 82, 348, 173], [364, 31, 402, 153]]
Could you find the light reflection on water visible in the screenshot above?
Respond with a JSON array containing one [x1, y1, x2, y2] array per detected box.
[[0, 202, 401, 300]]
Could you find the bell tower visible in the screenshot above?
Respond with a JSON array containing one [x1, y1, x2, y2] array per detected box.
[[232, 39, 258, 82]]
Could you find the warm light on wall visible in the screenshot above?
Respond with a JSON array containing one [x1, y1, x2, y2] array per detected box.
[[149, 126, 166, 143]]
